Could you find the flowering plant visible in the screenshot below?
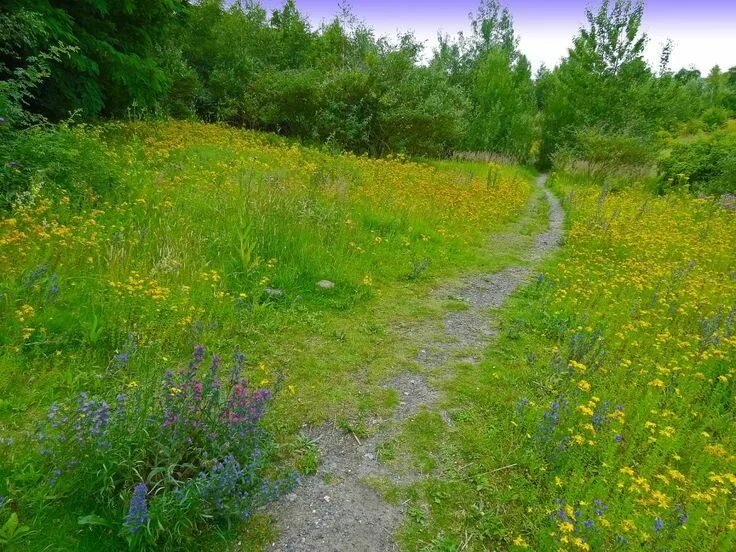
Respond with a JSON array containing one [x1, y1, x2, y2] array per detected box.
[[37, 346, 293, 548]]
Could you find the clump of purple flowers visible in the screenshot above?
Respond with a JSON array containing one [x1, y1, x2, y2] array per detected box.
[[124, 483, 149, 535], [38, 346, 292, 545], [159, 347, 272, 461]]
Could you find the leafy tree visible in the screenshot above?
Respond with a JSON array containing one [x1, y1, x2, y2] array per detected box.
[[538, 0, 654, 166], [0, 9, 73, 127], [3, 0, 188, 119], [431, 0, 535, 161]]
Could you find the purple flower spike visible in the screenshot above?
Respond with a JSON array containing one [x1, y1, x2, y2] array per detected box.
[[124, 483, 149, 535]]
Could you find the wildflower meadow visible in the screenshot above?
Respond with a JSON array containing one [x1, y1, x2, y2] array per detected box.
[[0, 121, 531, 549], [2, 1, 736, 548], [397, 173, 736, 550]]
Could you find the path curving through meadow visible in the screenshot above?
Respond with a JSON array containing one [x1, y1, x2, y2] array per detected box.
[[270, 174, 562, 551]]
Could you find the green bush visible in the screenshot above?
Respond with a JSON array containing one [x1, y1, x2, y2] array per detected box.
[[701, 106, 729, 131], [657, 130, 736, 195], [0, 125, 123, 210]]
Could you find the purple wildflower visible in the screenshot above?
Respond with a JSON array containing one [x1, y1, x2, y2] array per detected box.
[[654, 517, 663, 532], [594, 499, 608, 516], [48, 274, 59, 297], [124, 483, 149, 535], [49, 469, 62, 486]]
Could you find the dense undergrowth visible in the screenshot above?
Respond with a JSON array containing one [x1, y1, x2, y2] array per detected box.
[[0, 121, 531, 549], [398, 173, 736, 550]]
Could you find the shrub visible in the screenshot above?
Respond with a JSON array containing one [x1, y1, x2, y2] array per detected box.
[[573, 128, 656, 179], [658, 130, 736, 195], [701, 106, 729, 131], [0, 124, 124, 211], [34, 346, 293, 548]]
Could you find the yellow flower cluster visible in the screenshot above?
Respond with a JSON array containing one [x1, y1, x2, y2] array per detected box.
[[536, 177, 736, 550]]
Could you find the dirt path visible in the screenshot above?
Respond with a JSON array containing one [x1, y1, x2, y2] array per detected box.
[[269, 175, 562, 551]]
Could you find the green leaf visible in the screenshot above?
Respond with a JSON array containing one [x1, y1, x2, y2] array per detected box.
[[78, 514, 113, 528], [1, 513, 18, 538]]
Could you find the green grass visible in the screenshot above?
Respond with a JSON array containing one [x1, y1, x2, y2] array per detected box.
[[393, 173, 736, 551], [0, 120, 534, 550], [6, 119, 733, 551]]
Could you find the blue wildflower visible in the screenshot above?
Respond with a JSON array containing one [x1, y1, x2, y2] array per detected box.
[[48, 274, 59, 297], [124, 483, 149, 535], [49, 469, 62, 486], [654, 517, 663, 532]]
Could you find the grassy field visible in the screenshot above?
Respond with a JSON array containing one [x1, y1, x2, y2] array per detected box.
[[2, 121, 735, 551], [393, 174, 736, 550], [0, 121, 533, 549]]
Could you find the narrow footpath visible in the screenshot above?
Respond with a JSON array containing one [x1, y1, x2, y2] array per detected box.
[[270, 175, 563, 551]]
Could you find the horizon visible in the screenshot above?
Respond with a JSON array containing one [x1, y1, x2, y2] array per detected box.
[[256, 0, 736, 74]]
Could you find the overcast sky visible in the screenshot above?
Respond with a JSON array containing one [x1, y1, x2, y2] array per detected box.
[[257, 0, 736, 74]]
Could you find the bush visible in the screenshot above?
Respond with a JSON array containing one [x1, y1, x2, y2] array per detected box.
[[551, 128, 656, 183], [658, 130, 736, 195], [0, 124, 123, 210], [31, 346, 293, 548], [701, 106, 729, 131]]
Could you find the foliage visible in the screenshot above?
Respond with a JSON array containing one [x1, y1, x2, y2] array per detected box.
[[3, 0, 734, 165], [0, 9, 74, 127], [430, 1, 536, 162], [175, 1, 469, 156], [31, 346, 288, 548], [658, 130, 736, 195], [0, 508, 31, 549], [538, 0, 651, 166], [0, 121, 532, 549], [2, 0, 187, 119], [553, 127, 655, 181], [0, 124, 123, 210], [536, 0, 730, 168], [401, 173, 736, 550]]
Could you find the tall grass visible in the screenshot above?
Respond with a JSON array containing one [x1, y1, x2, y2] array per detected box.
[[402, 172, 736, 551], [0, 121, 531, 549]]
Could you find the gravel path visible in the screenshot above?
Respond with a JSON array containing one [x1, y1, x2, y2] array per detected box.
[[269, 175, 562, 551]]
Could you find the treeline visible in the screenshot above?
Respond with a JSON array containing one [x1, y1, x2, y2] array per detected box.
[[2, 0, 736, 165]]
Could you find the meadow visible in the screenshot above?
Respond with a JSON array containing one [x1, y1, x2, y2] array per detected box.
[[3, 120, 734, 551], [393, 174, 736, 550], [2, 1, 736, 549], [0, 121, 533, 549]]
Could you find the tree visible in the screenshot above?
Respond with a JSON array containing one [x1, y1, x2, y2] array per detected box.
[[431, 1, 535, 161], [538, 0, 654, 167], [2, 0, 188, 119]]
